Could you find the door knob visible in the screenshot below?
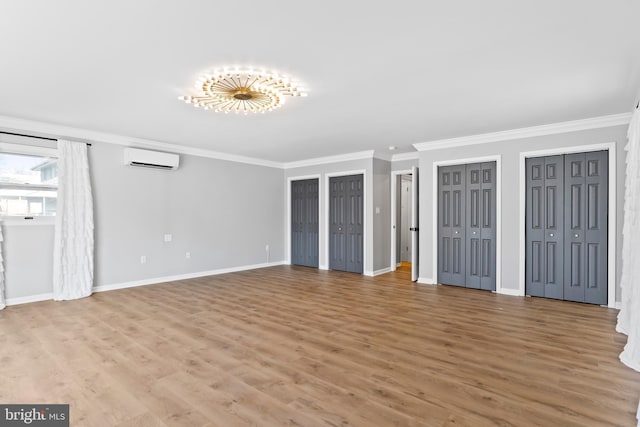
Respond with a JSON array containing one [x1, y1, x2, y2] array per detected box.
[[574, 233, 579, 238], [472, 231, 477, 235], [455, 231, 459, 234], [550, 233, 554, 237]]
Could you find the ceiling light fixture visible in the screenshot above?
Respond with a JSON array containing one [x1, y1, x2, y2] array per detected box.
[[179, 67, 308, 115]]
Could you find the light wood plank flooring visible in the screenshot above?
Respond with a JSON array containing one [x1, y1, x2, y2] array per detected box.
[[1, 266, 638, 426]]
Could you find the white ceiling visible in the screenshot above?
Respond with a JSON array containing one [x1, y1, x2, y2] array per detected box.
[[1, 1, 638, 162]]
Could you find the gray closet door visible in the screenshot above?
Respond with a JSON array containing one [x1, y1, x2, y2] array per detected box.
[[329, 174, 363, 273], [345, 175, 364, 273], [439, 162, 496, 290], [291, 179, 319, 268], [526, 151, 607, 305], [525, 156, 564, 300], [438, 165, 466, 286], [466, 162, 497, 291], [564, 151, 608, 304]]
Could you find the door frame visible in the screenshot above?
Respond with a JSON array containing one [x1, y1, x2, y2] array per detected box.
[[286, 174, 321, 266], [390, 169, 413, 272], [519, 142, 616, 307], [325, 170, 368, 274], [432, 155, 503, 292]]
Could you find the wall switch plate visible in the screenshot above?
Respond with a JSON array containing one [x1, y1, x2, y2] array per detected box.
[[164, 234, 172, 242], [185, 252, 191, 259], [375, 207, 381, 214], [140, 255, 147, 264]]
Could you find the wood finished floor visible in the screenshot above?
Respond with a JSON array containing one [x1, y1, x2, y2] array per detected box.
[[1, 266, 638, 426]]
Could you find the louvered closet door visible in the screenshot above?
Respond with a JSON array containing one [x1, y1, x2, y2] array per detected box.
[[438, 165, 466, 286], [525, 156, 564, 300], [466, 162, 496, 291]]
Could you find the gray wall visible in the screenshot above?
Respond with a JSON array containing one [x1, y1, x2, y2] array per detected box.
[[418, 125, 627, 302], [392, 158, 418, 171], [3, 141, 285, 300], [284, 158, 376, 274], [3, 224, 54, 299]]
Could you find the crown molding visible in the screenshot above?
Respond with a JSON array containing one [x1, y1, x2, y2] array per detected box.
[[0, 115, 284, 169], [283, 150, 374, 169], [372, 151, 393, 161], [413, 113, 632, 152], [391, 151, 419, 161]]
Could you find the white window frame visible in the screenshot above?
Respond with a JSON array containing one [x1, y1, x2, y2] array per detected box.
[[0, 142, 58, 225]]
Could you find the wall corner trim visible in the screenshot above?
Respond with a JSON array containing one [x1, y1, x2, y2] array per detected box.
[[413, 113, 632, 152], [417, 277, 436, 285]]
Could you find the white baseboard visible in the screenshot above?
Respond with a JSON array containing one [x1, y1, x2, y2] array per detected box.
[[319, 264, 329, 270], [373, 267, 391, 276], [93, 261, 286, 293], [4, 262, 286, 307], [614, 301, 621, 310], [417, 277, 436, 285], [6, 292, 54, 306], [363, 270, 374, 277], [496, 288, 523, 296]]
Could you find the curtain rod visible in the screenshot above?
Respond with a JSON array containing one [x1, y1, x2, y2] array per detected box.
[[0, 131, 92, 146]]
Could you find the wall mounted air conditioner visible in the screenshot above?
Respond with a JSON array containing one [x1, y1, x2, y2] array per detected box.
[[124, 148, 180, 170]]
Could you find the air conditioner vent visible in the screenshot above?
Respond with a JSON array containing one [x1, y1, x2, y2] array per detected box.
[[124, 148, 179, 170]]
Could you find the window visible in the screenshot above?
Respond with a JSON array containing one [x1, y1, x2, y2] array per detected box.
[[0, 147, 58, 217]]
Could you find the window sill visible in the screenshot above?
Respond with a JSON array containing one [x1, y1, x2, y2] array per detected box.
[[0, 216, 55, 226]]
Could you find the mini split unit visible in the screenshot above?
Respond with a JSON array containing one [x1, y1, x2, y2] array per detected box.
[[123, 148, 180, 170]]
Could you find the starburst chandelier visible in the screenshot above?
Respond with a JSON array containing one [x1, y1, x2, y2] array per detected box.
[[179, 67, 308, 114]]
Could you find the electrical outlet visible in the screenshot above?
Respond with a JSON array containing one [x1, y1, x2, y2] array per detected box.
[[140, 255, 147, 264], [185, 252, 191, 259], [164, 234, 172, 242]]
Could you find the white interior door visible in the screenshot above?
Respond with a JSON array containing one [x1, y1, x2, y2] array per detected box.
[[411, 166, 419, 281]]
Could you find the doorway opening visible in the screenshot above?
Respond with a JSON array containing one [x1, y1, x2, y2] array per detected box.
[[390, 167, 419, 281]]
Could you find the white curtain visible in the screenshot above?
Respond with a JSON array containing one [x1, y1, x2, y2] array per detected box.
[[0, 221, 5, 310], [52, 140, 94, 300], [617, 106, 640, 370]]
